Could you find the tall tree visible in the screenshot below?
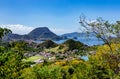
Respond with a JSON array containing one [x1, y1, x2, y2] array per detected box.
[[0, 27, 11, 41], [79, 16, 115, 52]]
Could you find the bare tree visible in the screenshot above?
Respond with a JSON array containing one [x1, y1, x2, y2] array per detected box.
[[79, 16, 113, 52]]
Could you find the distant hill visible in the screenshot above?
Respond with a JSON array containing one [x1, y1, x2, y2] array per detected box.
[[37, 40, 58, 49], [62, 32, 81, 37], [43, 39, 88, 53], [61, 32, 96, 38], [3, 27, 61, 41], [63, 39, 88, 50]]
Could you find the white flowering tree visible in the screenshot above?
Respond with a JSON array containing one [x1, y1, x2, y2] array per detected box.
[[79, 16, 120, 52]]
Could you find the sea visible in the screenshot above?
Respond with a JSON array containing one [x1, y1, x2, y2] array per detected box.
[[35, 36, 104, 46]]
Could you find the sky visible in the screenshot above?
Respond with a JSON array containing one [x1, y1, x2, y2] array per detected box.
[[0, 0, 120, 35]]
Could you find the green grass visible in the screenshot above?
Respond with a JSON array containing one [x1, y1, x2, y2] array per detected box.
[[24, 55, 44, 62], [44, 45, 68, 53]]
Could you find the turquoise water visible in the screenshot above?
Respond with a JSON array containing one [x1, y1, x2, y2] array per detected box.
[[80, 56, 89, 61]]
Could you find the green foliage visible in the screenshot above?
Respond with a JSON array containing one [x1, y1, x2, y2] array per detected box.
[[111, 21, 120, 38], [9, 40, 39, 54], [0, 46, 5, 52], [34, 65, 63, 79], [0, 27, 11, 40], [10, 41, 28, 51], [20, 68, 37, 79], [0, 51, 30, 79]]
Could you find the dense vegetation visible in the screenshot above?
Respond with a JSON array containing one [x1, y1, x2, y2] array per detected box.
[[1, 18, 120, 79]]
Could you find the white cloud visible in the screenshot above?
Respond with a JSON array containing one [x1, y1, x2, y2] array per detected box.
[[0, 24, 35, 35], [0, 24, 79, 35]]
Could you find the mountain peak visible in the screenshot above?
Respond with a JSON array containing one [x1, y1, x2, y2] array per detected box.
[[4, 27, 62, 41], [35, 27, 49, 29], [27, 27, 61, 40], [30, 27, 50, 33], [28, 27, 53, 37]]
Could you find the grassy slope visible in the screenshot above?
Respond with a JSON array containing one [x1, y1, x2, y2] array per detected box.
[[24, 55, 44, 62]]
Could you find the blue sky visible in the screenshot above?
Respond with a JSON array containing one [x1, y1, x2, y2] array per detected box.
[[0, 0, 120, 35]]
